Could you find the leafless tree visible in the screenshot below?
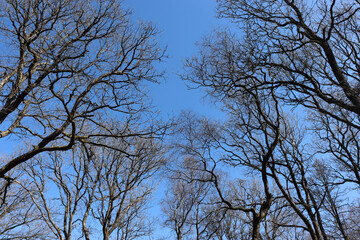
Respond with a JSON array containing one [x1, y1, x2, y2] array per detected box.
[[88, 135, 165, 240], [0, 169, 49, 239], [0, 1, 166, 236], [184, 0, 360, 188], [0, 0, 165, 180], [175, 0, 360, 239], [164, 108, 282, 240], [20, 129, 166, 240], [167, 104, 354, 239], [162, 156, 216, 240]]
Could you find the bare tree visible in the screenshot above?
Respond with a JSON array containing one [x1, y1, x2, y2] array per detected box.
[[165, 109, 283, 240], [168, 104, 350, 240], [184, 0, 360, 188], [0, 0, 165, 180], [176, 1, 360, 239], [0, 170, 48, 240], [0, 0, 167, 238], [21, 128, 166, 240], [162, 156, 215, 240], [89, 135, 165, 240]]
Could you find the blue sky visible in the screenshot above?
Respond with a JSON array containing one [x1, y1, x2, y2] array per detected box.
[[124, 0, 228, 119], [0, 0, 228, 154], [123, 1, 229, 237], [0, 1, 229, 237]]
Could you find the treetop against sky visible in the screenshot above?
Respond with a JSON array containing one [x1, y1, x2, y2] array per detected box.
[[2, 0, 360, 239], [125, 0, 228, 118]]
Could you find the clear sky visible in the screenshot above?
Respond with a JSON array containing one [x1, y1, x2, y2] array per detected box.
[[123, 1, 229, 237], [0, 1, 229, 237], [124, 0, 228, 119], [0, 0, 228, 154]]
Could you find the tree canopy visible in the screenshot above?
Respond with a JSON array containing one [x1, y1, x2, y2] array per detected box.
[[2, 0, 360, 239]]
